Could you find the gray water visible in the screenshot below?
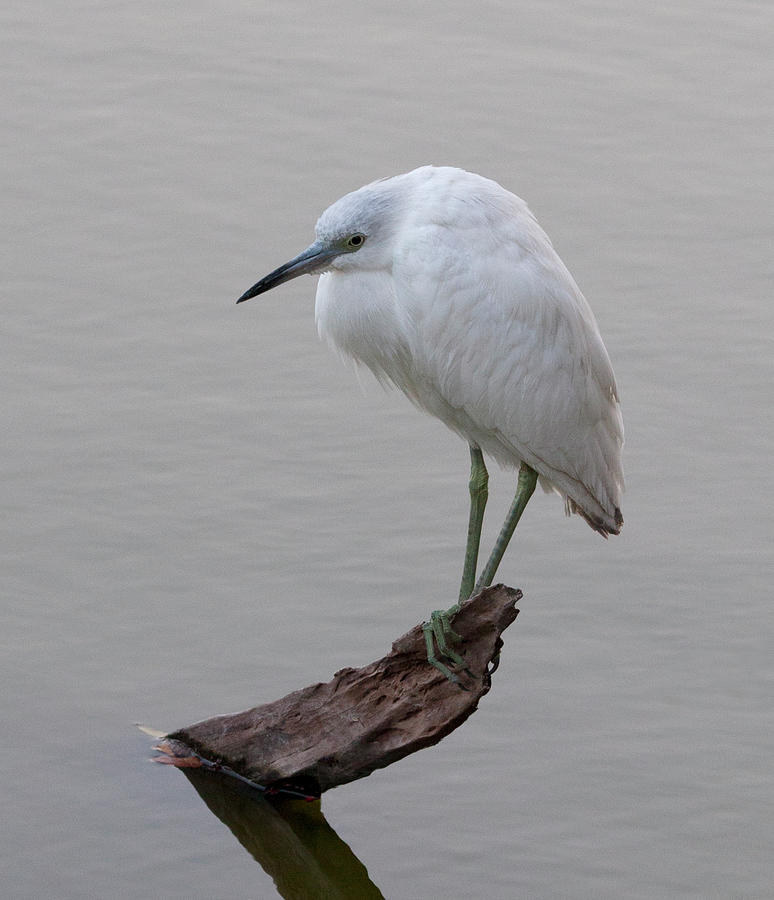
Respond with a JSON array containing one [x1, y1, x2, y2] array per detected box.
[[3, 1, 772, 897]]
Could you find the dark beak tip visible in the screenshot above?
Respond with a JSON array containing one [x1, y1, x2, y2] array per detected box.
[[235, 242, 326, 306], [236, 283, 263, 304]]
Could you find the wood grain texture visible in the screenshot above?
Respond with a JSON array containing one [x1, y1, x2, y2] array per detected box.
[[159, 585, 521, 795]]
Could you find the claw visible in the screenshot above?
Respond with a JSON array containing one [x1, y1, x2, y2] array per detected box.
[[428, 608, 465, 666], [422, 606, 473, 687], [423, 623, 457, 680]]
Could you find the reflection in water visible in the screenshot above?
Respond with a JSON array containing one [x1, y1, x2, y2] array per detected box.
[[182, 768, 385, 900]]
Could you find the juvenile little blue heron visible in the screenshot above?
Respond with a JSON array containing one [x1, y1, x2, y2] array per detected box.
[[238, 166, 623, 681]]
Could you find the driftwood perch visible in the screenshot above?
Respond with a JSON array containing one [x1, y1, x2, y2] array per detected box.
[[156, 585, 521, 796]]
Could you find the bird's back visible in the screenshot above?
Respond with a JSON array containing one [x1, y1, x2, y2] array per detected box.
[[316, 167, 624, 534]]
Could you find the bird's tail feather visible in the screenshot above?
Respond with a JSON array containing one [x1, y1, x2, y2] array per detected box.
[[565, 497, 623, 538]]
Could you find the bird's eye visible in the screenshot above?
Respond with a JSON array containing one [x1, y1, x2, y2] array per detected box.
[[345, 233, 366, 249]]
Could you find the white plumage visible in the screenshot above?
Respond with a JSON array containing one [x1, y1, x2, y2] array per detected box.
[[310, 166, 623, 534], [238, 165, 624, 675]]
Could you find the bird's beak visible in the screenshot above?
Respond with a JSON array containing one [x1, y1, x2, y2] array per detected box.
[[236, 241, 339, 303]]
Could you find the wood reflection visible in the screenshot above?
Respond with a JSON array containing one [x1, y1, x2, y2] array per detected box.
[[181, 767, 385, 899]]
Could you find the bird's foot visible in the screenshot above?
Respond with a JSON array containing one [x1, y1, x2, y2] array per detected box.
[[422, 604, 474, 688]]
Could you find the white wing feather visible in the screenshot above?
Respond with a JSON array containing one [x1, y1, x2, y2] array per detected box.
[[316, 167, 624, 533]]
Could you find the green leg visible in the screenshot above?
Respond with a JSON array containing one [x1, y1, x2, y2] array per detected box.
[[474, 462, 537, 593], [459, 445, 489, 603], [425, 445, 488, 683]]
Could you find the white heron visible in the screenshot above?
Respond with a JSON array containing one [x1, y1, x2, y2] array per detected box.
[[238, 166, 623, 682]]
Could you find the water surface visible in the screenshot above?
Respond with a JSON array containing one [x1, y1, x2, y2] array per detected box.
[[2, 1, 772, 897]]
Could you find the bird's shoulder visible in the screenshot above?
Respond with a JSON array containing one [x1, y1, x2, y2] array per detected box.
[[390, 210, 620, 435]]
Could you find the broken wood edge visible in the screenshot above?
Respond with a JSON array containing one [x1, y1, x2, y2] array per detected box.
[[155, 584, 522, 796]]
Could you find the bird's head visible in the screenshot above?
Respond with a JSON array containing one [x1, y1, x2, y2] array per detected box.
[[237, 178, 405, 304]]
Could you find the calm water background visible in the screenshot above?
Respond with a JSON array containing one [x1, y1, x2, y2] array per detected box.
[[3, 1, 772, 897]]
